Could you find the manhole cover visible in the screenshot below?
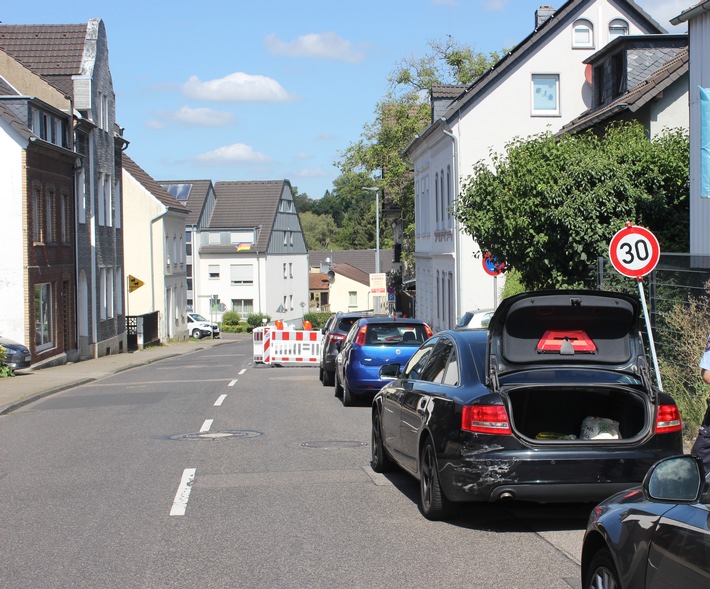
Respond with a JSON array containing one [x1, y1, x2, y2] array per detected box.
[[170, 430, 263, 441], [300, 440, 369, 449]]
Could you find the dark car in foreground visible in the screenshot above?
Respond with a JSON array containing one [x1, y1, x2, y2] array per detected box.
[[0, 335, 31, 370], [319, 311, 383, 386], [371, 290, 683, 519], [581, 454, 710, 589], [334, 317, 432, 406]]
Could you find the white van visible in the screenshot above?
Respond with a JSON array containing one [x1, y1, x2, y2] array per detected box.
[[187, 312, 220, 339]]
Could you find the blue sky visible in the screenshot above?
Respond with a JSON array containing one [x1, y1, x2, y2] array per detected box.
[[2, 0, 688, 199]]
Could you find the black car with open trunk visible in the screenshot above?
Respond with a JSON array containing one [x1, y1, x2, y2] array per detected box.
[[371, 290, 684, 520]]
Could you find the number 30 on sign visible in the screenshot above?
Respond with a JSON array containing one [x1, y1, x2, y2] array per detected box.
[[608, 223, 660, 279]]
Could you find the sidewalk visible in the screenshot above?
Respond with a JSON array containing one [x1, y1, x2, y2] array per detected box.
[[0, 333, 245, 416]]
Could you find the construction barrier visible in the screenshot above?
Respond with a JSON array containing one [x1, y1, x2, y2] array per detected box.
[[253, 327, 322, 366]]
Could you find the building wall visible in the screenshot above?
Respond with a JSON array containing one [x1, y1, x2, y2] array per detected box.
[[328, 274, 372, 314], [689, 7, 710, 256], [0, 124, 26, 343], [263, 253, 310, 324]]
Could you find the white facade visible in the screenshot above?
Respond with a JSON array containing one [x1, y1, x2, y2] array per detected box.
[[328, 274, 373, 314], [122, 168, 189, 341], [0, 117, 27, 342], [408, 0, 664, 332]]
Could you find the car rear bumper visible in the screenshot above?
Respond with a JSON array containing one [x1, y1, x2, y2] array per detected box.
[[438, 438, 682, 503]]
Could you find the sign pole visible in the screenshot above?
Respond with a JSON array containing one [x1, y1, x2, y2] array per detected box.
[[636, 278, 663, 391]]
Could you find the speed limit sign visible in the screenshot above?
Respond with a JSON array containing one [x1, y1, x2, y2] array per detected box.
[[608, 223, 660, 278]]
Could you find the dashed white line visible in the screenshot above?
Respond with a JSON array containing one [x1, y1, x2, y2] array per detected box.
[[238, 368, 247, 375], [170, 468, 196, 516], [214, 394, 227, 406], [228, 379, 238, 387], [200, 419, 214, 433]]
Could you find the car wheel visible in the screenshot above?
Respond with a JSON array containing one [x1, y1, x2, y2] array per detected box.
[[321, 368, 334, 387], [334, 370, 343, 398], [419, 438, 452, 520], [191, 329, 202, 339], [584, 548, 621, 589], [342, 377, 354, 406], [371, 410, 394, 473]]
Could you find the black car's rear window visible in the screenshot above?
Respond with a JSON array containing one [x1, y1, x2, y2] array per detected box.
[[337, 317, 360, 332]]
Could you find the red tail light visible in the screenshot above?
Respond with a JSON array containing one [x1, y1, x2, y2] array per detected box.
[[424, 324, 433, 338], [328, 333, 346, 344], [655, 404, 682, 434], [355, 325, 368, 346], [462, 404, 512, 435]]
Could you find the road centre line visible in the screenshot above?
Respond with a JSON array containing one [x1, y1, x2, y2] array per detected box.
[[214, 394, 227, 406], [200, 419, 213, 433], [170, 468, 196, 516], [238, 368, 247, 375], [228, 379, 238, 387]]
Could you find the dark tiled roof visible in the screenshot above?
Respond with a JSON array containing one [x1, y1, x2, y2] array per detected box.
[[309, 272, 330, 291], [0, 100, 32, 142], [159, 179, 213, 226], [331, 263, 370, 286], [309, 249, 394, 275], [212, 180, 286, 252], [0, 23, 89, 97], [123, 155, 190, 214], [559, 47, 689, 135], [431, 84, 466, 99]]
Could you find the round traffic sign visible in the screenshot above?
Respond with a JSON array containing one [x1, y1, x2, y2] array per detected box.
[[482, 252, 505, 276], [608, 223, 660, 278]]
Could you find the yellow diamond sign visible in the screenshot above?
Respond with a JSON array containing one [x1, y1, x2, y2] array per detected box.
[[128, 275, 145, 293]]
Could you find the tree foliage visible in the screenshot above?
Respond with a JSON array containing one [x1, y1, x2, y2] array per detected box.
[[456, 122, 689, 290]]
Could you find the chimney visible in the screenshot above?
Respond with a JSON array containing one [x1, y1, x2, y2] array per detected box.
[[535, 5, 555, 29]]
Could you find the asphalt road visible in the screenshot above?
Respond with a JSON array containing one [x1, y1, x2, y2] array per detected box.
[[0, 339, 587, 588]]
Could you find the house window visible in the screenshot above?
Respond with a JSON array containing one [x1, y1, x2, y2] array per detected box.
[[103, 175, 112, 227], [289, 295, 293, 310], [289, 262, 293, 278], [531, 74, 560, 116], [34, 283, 54, 350], [209, 265, 220, 279], [609, 19, 628, 41], [60, 192, 70, 243], [107, 267, 114, 319], [434, 172, 440, 225], [232, 299, 253, 318], [447, 165, 453, 228], [77, 168, 86, 224], [116, 267, 123, 317], [44, 189, 54, 243], [100, 268, 107, 320], [283, 263, 288, 278], [230, 264, 253, 285], [572, 19, 594, 48], [349, 291, 357, 308], [98, 173, 105, 226], [32, 187, 42, 242]]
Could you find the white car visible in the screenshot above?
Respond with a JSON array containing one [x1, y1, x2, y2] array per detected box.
[[455, 309, 494, 329], [187, 313, 220, 339]]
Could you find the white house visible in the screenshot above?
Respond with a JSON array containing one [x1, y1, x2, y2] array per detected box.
[[403, 0, 666, 333], [122, 155, 190, 342], [672, 1, 710, 257], [194, 180, 309, 325]]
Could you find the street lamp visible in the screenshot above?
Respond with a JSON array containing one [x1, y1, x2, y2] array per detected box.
[[362, 187, 380, 312]]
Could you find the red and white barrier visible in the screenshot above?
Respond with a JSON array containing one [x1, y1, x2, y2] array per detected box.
[[253, 327, 322, 366]]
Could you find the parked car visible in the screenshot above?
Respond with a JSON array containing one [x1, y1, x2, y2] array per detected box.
[[455, 309, 494, 329], [371, 290, 683, 520], [319, 311, 383, 386], [187, 312, 220, 339], [0, 335, 32, 370], [581, 454, 710, 589], [334, 317, 433, 406]]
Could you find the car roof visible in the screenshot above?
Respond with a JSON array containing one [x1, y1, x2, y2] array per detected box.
[[356, 317, 427, 325]]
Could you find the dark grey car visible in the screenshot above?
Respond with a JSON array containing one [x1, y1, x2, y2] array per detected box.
[[581, 454, 710, 589], [0, 336, 31, 370]]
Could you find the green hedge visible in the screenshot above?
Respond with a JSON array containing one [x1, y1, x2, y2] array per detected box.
[[304, 312, 331, 330]]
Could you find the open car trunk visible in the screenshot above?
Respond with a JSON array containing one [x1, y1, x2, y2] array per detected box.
[[505, 384, 650, 443]]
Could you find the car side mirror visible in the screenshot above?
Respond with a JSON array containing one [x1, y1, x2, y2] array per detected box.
[[643, 455, 703, 503], [379, 363, 401, 380]]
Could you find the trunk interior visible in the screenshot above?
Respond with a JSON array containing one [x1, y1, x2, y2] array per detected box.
[[506, 385, 649, 442]]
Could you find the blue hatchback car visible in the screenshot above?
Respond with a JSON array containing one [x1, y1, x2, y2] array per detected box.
[[334, 317, 432, 406]]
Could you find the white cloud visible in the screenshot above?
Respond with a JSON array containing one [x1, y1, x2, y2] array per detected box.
[[480, 0, 507, 11], [168, 106, 235, 127], [264, 32, 365, 63], [195, 144, 271, 165], [145, 119, 165, 130], [182, 73, 293, 103], [296, 167, 329, 178]]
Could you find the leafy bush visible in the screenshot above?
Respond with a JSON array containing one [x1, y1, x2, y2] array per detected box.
[[656, 280, 710, 442], [222, 311, 242, 326], [304, 312, 331, 330], [246, 313, 271, 328], [0, 345, 14, 378]]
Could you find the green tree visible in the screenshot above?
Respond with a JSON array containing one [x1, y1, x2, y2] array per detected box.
[[456, 122, 689, 290], [299, 211, 336, 250]]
